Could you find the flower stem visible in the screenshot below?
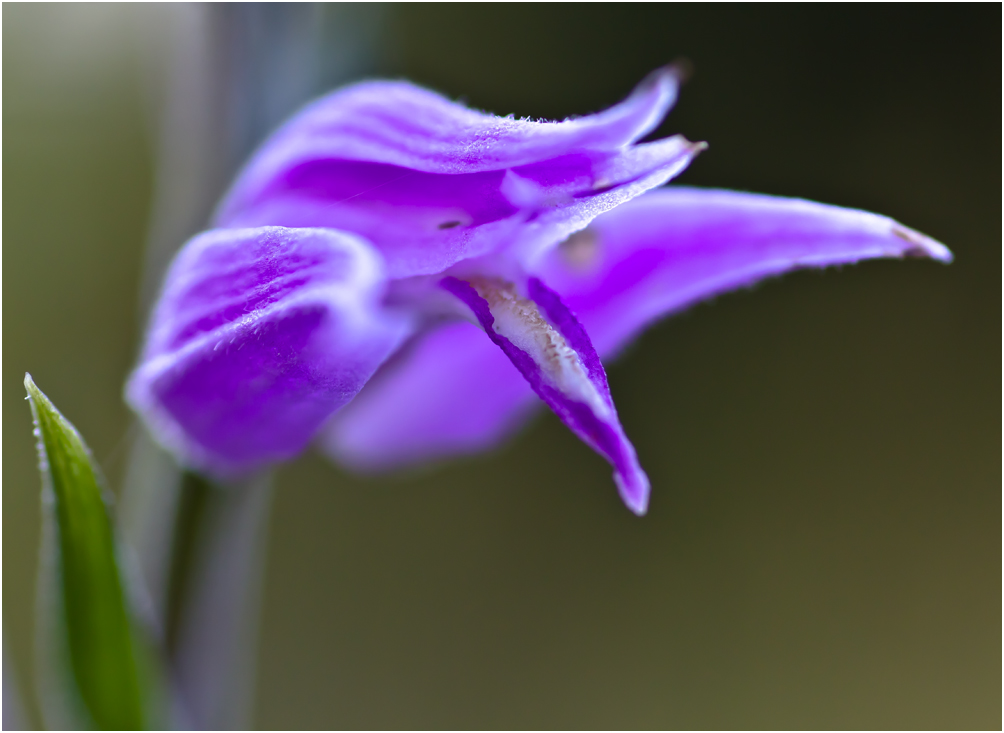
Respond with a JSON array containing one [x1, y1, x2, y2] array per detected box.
[[168, 472, 273, 730]]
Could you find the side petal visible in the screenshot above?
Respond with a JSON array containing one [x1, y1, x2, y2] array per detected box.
[[439, 276, 650, 514], [533, 186, 953, 358], [126, 227, 410, 478], [321, 187, 952, 485], [213, 69, 703, 279]]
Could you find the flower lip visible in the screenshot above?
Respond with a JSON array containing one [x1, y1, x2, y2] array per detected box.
[[439, 274, 650, 514]]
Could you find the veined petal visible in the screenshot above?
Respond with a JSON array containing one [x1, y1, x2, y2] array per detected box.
[[219, 66, 680, 180], [321, 187, 951, 487], [439, 275, 650, 514], [534, 186, 954, 357], [214, 69, 703, 279], [126, 227, 409, 478]]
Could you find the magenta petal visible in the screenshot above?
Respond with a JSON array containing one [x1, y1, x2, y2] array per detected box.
[[438, 276, 650, 514], [213, 70, 703, 278], [534, 186, 954, 358], [126, 227, 409, 478], [219, 66, 680, 179], [321, 321, 537, 470], [320, 187, 951, 489]]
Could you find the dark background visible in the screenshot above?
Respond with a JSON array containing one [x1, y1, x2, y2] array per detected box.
[[4, 4, 999, 728]]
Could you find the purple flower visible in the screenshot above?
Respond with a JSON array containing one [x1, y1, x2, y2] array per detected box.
[[126, 68, 951, 515]]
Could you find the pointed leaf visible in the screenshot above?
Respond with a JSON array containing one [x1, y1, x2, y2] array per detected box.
[[25, 374, 145, 730]]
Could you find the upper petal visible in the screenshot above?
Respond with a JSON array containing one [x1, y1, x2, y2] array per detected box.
[[217, 66, 680, 181], [213, 69, 703, 279], [533, 186, 953, 357], [126, 226, 409, 478]]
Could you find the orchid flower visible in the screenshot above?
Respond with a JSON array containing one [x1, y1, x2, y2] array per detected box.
[[126, 68, 951, 515]]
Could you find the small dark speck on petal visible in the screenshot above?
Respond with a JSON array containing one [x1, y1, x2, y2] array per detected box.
[[892, 225, 929, 257], [438, 220, 462, 230]]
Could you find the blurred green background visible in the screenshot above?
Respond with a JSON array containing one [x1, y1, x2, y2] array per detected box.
[[4, 4, 999, 729]]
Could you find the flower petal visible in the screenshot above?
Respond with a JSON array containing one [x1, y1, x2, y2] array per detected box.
[[321, 321, 537, 470], [533, 186, 954, 357], [438, 275, 650, 514], [321, 187, 951, 487], [213, 69, 703, 278], [220, 66, 681, 179], [126, 226, 409, 478]]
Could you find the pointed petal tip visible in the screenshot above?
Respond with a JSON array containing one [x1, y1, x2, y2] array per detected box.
[[615, 469, 650, 516], [636, 61, 691, 96], [636, 64, 681, 94], [666, 58, 695, 84], [606, 65, 686, 146], [687, 138, 710, 155], [891, 223, 954, 263]]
